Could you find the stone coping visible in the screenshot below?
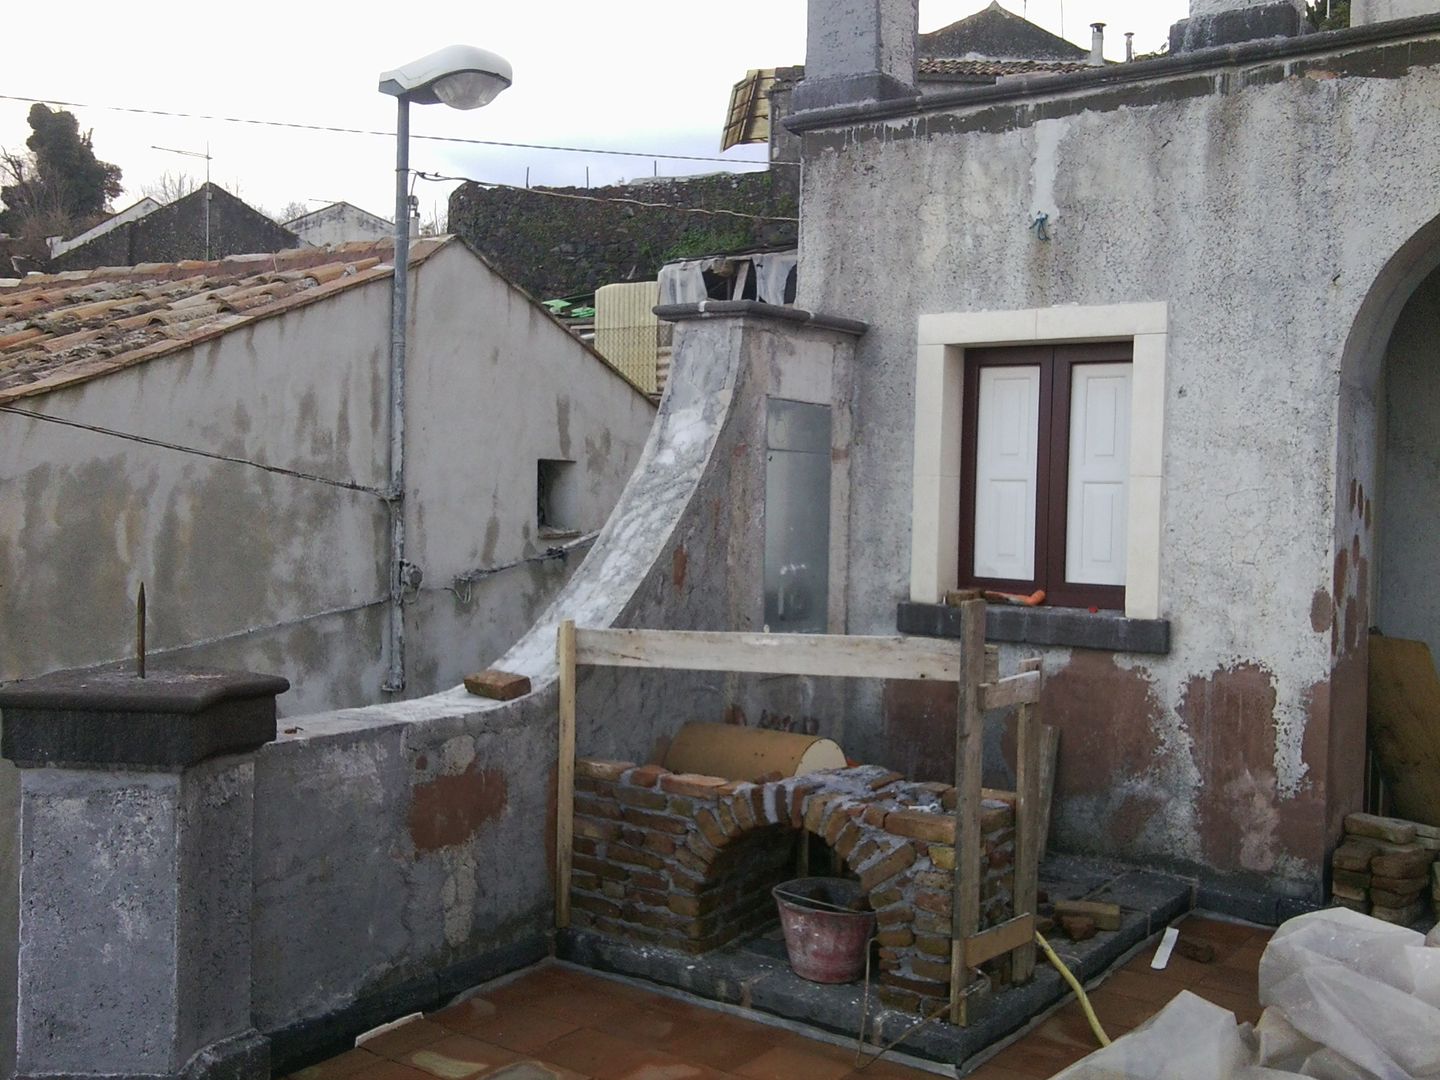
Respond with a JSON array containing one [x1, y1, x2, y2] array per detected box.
[[784, 13, 1440, 132], [653, 300, 868, 336]]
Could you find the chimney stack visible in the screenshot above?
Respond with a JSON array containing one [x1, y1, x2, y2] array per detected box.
[[1089, 22, 1106, 66], [1125, 32, 1135, 62], [1169, 1, 1306, 53], [793, 0, 920, 115]]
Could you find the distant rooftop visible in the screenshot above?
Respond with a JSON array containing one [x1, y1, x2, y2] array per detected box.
[[0, 238, 447, 403], [919, 1, 1089, 62]]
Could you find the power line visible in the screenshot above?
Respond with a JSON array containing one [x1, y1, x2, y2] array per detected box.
[[416, 170, 798, 223], [0, 404, 388, 498], [0, 93, 764, 166]]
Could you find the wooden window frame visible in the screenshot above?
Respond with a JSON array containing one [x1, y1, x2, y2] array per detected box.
[[959, 342, 1133, 611]]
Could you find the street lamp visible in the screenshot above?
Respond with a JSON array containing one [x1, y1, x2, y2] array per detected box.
[[377, 45, 512, 693]]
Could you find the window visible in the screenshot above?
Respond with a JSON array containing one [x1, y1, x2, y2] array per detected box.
[[537, 459, 580, 538], [960, 342, 1132, 610]]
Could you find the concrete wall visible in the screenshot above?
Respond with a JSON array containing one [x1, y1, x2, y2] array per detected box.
[[793, 27, 1440, 908], [286, 204, 393, 248], [0, 242, 655, 1073], [1355, 0, 1440, 23], [245, 309, 859, 1069], [1378, 264, 1440, 657]]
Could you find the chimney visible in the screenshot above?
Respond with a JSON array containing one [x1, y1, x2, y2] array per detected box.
[[1089, 22, 1106, 66], [1125, 32, 1135, 61], [793, 0, 920, 115], [1169, 1, 1307, 53], [1353, 0, 1440, 25]]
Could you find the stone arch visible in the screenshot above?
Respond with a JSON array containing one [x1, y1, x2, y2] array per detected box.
[[1325, 211, 1440, 841], [568, 758, 1016, 1014]]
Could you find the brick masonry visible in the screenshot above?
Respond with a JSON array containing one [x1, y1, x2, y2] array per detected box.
[[571, 759, 1015, 1014]]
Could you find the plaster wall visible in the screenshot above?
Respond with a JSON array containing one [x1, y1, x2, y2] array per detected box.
[[247, 311, 859, 1067], [1355, 0, 1440, 23], [794, 35, 1440, 904], [286, 204, 393, 248], [1377, 264, 1440, 657], [1192, 0, 1303, 14]]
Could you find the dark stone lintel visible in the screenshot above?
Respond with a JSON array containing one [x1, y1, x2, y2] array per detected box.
[[897, 600, 1171, 654], [654, 300, 868, 336]]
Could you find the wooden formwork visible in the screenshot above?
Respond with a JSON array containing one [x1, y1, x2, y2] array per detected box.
[[554, 600, 1049, 1026]]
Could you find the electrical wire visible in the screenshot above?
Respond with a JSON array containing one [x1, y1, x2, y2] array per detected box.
[[0, 403, 388, 498], [1036, 930, 1112, 1048], [415, 170, 798, 223], [0, 93, 764, 166]]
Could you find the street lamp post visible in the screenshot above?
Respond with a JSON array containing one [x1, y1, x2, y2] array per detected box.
[[378, 45, 512, 693]]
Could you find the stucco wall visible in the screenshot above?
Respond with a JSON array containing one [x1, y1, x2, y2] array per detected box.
[[286, 204, 393, 248], [794, 31, 1440, 905]]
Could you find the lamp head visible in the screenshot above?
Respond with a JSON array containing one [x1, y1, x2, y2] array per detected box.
[[378, 45, 512, 109]]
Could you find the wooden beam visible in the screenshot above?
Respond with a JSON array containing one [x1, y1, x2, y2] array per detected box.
[[980, 671, 1042, 711], [1012, 698, 1041, 981], [573, 627, 964, 682], [963, 913, 1036, 968], [555, 620, 578, 929], [949, 600, 987, 1026], [1037, 724, 1060, 860]]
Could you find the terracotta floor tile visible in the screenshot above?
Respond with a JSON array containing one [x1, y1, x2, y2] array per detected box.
[[361, 1019, 453, 1059], [615, 1062, 738, 1080], [541, 1028, 694, 1080], [983, 1034, 1089, 1078], [522, 984, 638, 1029], [293, 1048, 385, 1079], [351, 1060, 436, 1080], [963, 1064, 1045, 1080], [593, 1004, 686, 1045], [402, 1033, 521, 1078], [489, 1061, 590, 1080], [435, 1001, 581, 1055], [654, 1012, 786, 1072], [732, 1038, 855, 1080], [839, 1053, 940, 1079]]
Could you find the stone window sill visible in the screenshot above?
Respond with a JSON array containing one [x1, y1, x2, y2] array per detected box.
[[896, 601, 1170, 655]]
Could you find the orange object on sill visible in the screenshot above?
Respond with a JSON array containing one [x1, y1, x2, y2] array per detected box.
[[982, 589, 1047, 607]]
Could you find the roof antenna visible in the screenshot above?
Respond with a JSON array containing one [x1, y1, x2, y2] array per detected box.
[[135, 582, 147, 679]]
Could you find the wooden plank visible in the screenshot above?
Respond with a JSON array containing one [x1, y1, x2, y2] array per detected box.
[[980, 671, 1042, 711], [573, 627, 964, 682], [1012, 699, 1040, 981], [950, 600, 987, 1026], [555, 620, 578, 929], [1054, 899, 1121, 931], [964, 913, 1036, 968], [1037, 724, 1059, 859]]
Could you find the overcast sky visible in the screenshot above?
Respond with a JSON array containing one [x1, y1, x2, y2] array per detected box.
[[1, 0, 1186, 228]]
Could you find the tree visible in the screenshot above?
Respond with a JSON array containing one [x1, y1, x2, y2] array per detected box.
[[142, 170, 199, 204], [0, 104, 123, 238], [1306, 0, 1350, 30], [275, 201, 309, 224]]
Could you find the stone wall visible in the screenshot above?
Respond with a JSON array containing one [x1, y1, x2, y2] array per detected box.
[[447, 171, 798, 300], [569, 758, 1015, 1015]]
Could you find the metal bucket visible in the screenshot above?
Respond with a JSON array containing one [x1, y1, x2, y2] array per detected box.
[[772, 877, 876, 984]]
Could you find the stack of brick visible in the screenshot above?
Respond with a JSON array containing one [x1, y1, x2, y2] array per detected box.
[[569, 758, 1016, 1015], [1330, 812, 1439, 925]]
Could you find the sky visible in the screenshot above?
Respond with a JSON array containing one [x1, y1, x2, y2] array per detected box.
[[0, 0, 1187, 229]]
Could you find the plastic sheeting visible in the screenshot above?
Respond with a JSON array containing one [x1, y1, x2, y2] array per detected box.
[[1051, 909, 1440, 1080]]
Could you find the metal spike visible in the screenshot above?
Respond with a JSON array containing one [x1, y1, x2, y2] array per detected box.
[[136, 583, 147, 679]]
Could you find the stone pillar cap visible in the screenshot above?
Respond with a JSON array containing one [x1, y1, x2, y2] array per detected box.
[[0, 665, 288, 769]]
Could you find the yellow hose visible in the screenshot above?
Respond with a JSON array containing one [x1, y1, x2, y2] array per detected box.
[[1036, 930, 1112, 1048]]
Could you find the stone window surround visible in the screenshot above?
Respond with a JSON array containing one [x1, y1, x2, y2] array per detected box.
[[910, 302, 1167, 623]]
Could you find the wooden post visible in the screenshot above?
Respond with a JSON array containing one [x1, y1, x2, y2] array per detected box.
[[556, 619, 577, 929], [1037, 724, 1060, 860], [1012, 697, 1041, 981], [949, 600, 987, 1025]]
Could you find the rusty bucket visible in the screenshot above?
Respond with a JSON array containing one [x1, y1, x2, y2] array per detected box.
[[773, 877, 876, 984]]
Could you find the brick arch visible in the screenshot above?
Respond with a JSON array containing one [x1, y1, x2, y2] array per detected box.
[[569, 758, 1016, 1014]]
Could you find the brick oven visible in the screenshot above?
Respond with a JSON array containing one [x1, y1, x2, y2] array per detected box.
[[569, 758, 1016, 1014]]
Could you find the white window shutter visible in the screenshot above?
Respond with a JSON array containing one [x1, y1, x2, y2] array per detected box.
[[1066, 363, 1131, 586], [973, 366, 1040, 581]]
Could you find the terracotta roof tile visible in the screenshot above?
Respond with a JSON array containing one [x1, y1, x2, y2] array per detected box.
[[0, 238, 450, 402], [919, 57, 1093, 78]]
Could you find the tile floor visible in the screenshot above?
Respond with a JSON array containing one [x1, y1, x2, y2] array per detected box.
[[286, 915, 1272, 1080]]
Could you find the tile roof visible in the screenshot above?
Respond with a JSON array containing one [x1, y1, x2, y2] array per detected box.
[[919, 57, 1094, 78], [920, 1, 1089, 63], [0, 238, 448, 404]]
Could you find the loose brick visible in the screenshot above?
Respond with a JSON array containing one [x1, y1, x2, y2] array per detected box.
[[1331, 881, 1367, 902], [929, 845, 956, 871], [621, 809, 689, 834], [1060, 915, 1097, 942], [877, 987, 922, 1012], [1332, 838, 1380, 871], [879, 972, 949, 997], [1330, 867, 1371, 890], [834, 821, 863, 859], [1371, 886, 1423, 908], [1345, 813, 1418, 844], [1372, 873, 1427, 893], [1331, 895, 1369, 913], [575, 794, 620, 819], [885, 809, 955, 844], [1371, 847, 1432, 879], [981, 802, 1013, 832], [577, 759, 633, 781], [941, 788, 958, 811], [616, 787, 668, 811], [876, 927, 915, 948], [876, 905, 914, 929], [912, 957, 953, 982], [1371, 900, 1425, 925], [868, 770, 906, 791], [862, 804, 891, 829], [860, 844, 918, 891], [660, 773, 728, 798], [627, 764, 671, 787], [463, 669, 532, 700]]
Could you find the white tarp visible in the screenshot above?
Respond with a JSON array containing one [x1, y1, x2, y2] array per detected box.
[[1052, 910, 1440, 1080]]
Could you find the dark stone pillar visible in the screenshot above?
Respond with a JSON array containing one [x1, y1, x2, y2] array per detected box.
[[793, 0, 920, 115], [0, 667, 287, 1080]]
